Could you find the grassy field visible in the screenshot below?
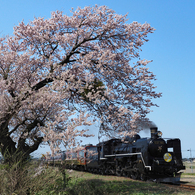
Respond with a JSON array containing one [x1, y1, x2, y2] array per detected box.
[[181, 170, 195, 187], [183, 161, 195, 174], [1, 161, 195, 195], [64, 170, 195, 195]]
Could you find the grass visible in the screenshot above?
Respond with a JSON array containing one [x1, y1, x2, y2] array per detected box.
[[64, 171, 194, 195], [182, 173, 195, 176], [184, 162, 195, 168], [0, 161, 68, 195], [0, 161, 195, 195]]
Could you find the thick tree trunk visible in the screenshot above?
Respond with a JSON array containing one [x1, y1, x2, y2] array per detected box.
[[0, 136, 17, 164], [0, 117, 16, 164], [0, 127, 43, 165], [0, 114, 44, 165], [1, 137, 43, 165]]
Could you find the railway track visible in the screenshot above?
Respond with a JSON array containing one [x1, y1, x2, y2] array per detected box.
[[160, 182, 195, 192], [121, 174, 195, 191], [117, 173, 195, 191], [178, 183, 195, 190]]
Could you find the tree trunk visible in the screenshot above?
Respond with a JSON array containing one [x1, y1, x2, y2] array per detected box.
[[0, 114, 44, 165], [0, 130, 43, 166]]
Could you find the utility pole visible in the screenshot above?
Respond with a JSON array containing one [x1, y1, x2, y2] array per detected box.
[[187, 149, 193, 173]]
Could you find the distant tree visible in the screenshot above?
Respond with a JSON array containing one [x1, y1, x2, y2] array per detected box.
[[0, 5, 161, 164]]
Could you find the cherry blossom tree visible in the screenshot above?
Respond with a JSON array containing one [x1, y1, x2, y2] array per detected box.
[[0, 5, 161, 164]]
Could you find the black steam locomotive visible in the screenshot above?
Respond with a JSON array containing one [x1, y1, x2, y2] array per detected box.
[[95, 127, 185, 183], [49, 127, 185, 183]]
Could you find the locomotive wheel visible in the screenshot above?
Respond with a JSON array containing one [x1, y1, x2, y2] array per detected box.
[[100, 168, 105, 175], [116, 166, 122, 176], [130, 165, 139, 180], [122, 170, 128, 177], [140, 173, 147, 181], [79, 166, 84, 171], [130, 170, 139, 180]]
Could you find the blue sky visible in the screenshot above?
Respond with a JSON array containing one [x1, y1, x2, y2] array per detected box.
[[0, 0, 194, 158]]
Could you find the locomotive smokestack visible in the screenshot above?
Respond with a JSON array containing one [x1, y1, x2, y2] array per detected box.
[[150, 127, 158, 139]]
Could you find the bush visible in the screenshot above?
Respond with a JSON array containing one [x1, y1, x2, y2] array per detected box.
[[0, 160, 71, 195], [0, 162, 31, 194]]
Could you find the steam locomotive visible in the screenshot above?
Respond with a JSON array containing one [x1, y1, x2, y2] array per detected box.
[[48, 127, 185, 183]]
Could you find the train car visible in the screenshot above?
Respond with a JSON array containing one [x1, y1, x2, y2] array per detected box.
[[65, 150, 79, 169], [47, 153, 65, 166], [77, 144, 98, 172], [62, 144, 98, 171]]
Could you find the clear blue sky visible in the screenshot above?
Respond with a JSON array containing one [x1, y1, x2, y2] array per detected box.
[[1, 0, 194, 158]]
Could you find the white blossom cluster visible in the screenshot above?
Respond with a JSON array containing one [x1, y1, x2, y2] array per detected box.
[[0, 5, 161, 157]]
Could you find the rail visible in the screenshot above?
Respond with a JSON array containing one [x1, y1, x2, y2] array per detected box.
[[179, 183, 195, 190]]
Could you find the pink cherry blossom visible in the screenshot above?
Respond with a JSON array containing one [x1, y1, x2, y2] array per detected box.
[[0, 5, 161, 162]]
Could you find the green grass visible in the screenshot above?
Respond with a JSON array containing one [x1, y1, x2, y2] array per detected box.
[[185, 166, 195, 169], [64, 171, 194, 195], [0, 162, 194, 195], [182, 173, 195, 176], [184, 162, 195, 167]]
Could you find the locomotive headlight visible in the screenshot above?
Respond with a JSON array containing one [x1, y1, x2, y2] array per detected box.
[[157, 131, 162, 137], [164, 153, 172, 162]]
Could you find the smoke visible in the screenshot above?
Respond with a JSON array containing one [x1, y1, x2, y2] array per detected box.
[[136, 120, 157, 133]]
